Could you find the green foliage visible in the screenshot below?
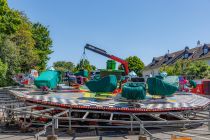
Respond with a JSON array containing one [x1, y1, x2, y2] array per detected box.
[[32, 23, 53, 71], [0, 59, 8, 86], [0, 0, 22, 35], [186, 60, 210, 79], [0, 35, 20, 75], [53, 61, 75, 73], [0, 0, 53, 86], [11, 14, 39, 72], [119, 56, 144, 76], [160, 60, 189, 75], [159, 60, 210, 79], [91, 65, 96, 71], [75, 59, 96, 72]]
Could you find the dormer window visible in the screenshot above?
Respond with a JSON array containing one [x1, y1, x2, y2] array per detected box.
[[164, 53, 171, 62], [152, 57, 159, 65], [203, 44, 209, 55], [184, 53, 189, 59], [183, 46, 190, 59]]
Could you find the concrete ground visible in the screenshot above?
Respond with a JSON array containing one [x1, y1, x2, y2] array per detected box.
[[0, 124, 210, 140]]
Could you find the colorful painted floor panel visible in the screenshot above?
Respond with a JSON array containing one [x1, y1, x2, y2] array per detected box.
[[9, 87, 210, 112]]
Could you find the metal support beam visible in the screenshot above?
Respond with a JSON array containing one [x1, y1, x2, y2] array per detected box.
[[82, 112, 89, 119], [149, 114, 167, 121], [168, 112, 188, 120], [33, 108, 54, 114], [53, 110, 69, 118], [23, 109, 26, 130], [110, 113, 113, 121], [0, 100, 19, 103], [130, 114, 133, 133], [0, 103, 24, 107], [55, 118, 58, 129], [35, 129, 46, 140], [52, 118, 55, 135], [69, 109, 72, 131], [16, 105, 37, 110], [0, 106, 52, 118], [208, 109, 210, 131], [131, 114, 144, 135]]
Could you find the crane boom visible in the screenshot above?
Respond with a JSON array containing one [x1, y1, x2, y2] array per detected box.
[[84, 44, 129, 75]]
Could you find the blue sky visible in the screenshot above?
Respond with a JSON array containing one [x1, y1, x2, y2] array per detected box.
[[8, 0, 210, 69]]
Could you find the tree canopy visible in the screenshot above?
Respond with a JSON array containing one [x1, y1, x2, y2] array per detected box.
[[0, 0, 53, 86], [75, 59, 96, 72], [0, 59, 8, 86], [119, 56, 144, 76], [32, 23, 53, 71], [159, 60, 210, 79], [53, 61, 75, 73]]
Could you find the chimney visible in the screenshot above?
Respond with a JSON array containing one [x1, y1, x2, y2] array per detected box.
[[197, 40, 201, 46], [168, 50, 169, 54]]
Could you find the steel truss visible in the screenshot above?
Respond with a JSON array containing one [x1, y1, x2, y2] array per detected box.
[[0, 88, 210, 140]]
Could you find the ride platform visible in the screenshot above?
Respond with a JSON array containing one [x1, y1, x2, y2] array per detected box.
[[8, 86, 210, 113]]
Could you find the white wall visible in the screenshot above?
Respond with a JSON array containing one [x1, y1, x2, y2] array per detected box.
[[142, 68, 160, 78]]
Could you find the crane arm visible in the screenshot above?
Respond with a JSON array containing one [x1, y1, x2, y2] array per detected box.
[[84, 44, 129, 75]]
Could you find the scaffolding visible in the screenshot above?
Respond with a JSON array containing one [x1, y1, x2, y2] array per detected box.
[[0, 88, 210, 140]]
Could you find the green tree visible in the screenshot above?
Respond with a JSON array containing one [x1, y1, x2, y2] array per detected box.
[[186, 60, 209, 79], [32, 23, 53, 71], [159, 64, 174, 75], [0, 0, 22, 35], [11, 14, 39, 72], [91, 65, 96, 71], [119, 56, 144, 76], [0, 0, 53, 87], [0, 59, 8, 86], [0, 35, 20, 75], [75, 59, 96, 72], [160, 60, 190, 75], [160, 60, 210, 79], [53, 61, 75, 73]]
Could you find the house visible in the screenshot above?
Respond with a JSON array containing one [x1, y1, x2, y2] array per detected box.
[[142, 41, 210, 78]]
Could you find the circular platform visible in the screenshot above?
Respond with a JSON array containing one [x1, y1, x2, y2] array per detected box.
[[9, 87, 210, 113]]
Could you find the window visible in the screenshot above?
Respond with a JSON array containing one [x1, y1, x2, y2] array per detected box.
[[204, 48, 208, 54], [152, 60, 156, 65], [184, 46, 189, 59], [203, 45, 209, 55], [152, 57, 158, 65], [184, 53, 188, 59]]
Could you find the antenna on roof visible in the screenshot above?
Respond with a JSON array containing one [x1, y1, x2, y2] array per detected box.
[[197, 40, 201, 45]]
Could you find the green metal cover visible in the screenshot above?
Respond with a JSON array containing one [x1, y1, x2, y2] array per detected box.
[[34, 70, 61, 89], [74, 70, 88, 77], [86, 75, 117, 92], [121, 82, 146, 100], [147, 76, 178, 96]]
